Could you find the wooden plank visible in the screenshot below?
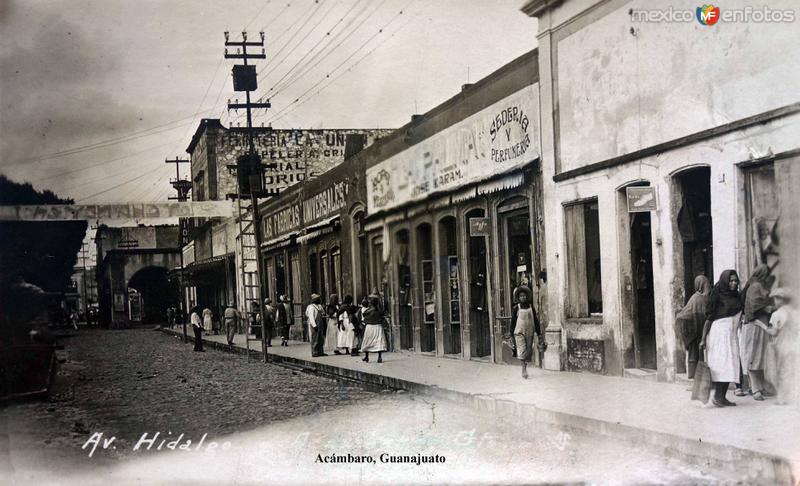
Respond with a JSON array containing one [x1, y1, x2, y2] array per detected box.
[[564, 204, 588, 318]]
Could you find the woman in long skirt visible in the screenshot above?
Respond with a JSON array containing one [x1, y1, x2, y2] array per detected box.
[[202, 307, 213, 334], [700, 269, 742, 407], [336, 295, 356, 355], [676, 275, 711, 379], [739, 264, 773, 400], [360, 294, 388, 363], [324, 294, 340, 355]]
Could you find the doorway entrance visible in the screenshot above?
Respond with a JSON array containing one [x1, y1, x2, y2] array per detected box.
[[438, 216, 461, 356], [416, 223, 436, 353], [395, 229, 413, 350], [675, 167, 713, 303], [630, 211, 657, 369], [465, 208, 490, 358]]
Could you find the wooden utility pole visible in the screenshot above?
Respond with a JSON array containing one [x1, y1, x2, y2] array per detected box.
[[165, 156, 191, 341], [224, 30, 275, 362]]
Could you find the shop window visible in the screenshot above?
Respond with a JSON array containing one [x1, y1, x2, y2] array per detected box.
[[309, 252, 318, 295], [290, 251, 301, 301], [439, 216, 461, 355], [371, 236, 384, 297], [320, 250, 328, 301], [564, 199, 603, 318], [331, 247, 341, 297], [275, 254, 286, 299], [417, 224, 435, 323]]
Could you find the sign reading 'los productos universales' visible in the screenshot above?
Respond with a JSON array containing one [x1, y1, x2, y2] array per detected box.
[[366, 84, 539, 213]]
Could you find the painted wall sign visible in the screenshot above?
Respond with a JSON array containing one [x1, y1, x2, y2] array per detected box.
[[302, 180, 349, 224], [469, 217, 490, 237], [366, 84, 539, 213], [626, 186, 658, 212], [0, 201, 234, 221], [262, 179, 350, 240], [262, 202, 302, 241]]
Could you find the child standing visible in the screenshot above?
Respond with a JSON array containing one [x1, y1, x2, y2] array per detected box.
[[766, 288, 797, 405]]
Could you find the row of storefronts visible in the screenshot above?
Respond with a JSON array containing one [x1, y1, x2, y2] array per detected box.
[[180, 0, 799, 382]]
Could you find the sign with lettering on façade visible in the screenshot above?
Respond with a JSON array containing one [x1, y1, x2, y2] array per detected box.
[[261, 179, 350, 241], [366, 84, 539, 213]]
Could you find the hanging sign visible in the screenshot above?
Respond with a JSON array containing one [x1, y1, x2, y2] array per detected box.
[[626, 187, 658, 212], [469, 217, 490, 237]]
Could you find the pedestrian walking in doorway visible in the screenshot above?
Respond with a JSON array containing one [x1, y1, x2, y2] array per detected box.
[[700, 269, 742, 407], [676, 275, 711, 380], [190, 306, 204, 352], [360, 294, 387, 363], [325, 294, 340, 355], [740, 264, 774, 401], [337, 294, 357, 355], [263, 298, 276, 347], [223, 302, 239, 346], [307, 293, 325, 357], [276, 295, 290, 346], [511, 285, 543, 379], [166, 306, 176, 329], [202, 307, 213, 334]]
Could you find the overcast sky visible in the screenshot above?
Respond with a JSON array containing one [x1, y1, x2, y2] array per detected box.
[[0, 0, 537, 205]]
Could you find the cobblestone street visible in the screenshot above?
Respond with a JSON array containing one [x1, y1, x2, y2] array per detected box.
[[2, 328, 742, 485]]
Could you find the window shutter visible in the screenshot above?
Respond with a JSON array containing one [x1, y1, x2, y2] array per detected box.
[[565, 204, 588, 318]]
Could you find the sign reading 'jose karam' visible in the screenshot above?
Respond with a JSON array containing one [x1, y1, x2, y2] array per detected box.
[[366, 84, 539, 213]]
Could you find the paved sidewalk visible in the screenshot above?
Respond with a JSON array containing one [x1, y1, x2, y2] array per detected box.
[[166, 329, 800, 484]]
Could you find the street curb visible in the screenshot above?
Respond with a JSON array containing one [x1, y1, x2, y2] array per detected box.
[[161, 328, 794, 484]]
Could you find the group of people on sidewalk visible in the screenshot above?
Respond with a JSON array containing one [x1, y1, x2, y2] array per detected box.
[[305, 293, 388, 363], [677, 265, 797, 407]]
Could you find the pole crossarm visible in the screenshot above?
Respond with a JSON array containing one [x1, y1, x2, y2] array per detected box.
[[228, 102, 271, 110]]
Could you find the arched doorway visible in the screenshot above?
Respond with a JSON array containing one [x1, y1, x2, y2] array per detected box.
[[415, 223, 436, 353], [465, 208, 490, 358], [438, 216, 461, 356], [394, 229, 412, 350], [127, 266, 175, 325], [618, 181, 657, 370]]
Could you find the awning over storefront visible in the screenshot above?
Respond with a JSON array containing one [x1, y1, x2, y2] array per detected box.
[[296, 215, 340, 244], [297, 225, 335, 244], [181, 253, 234, 285], [261, 233, 298, 250], [477, 171, 525, 195]]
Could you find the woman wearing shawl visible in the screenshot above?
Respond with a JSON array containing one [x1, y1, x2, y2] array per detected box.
[[699, 269, 742, 407], [324, 294, 340, 355], [676, 275, 711, 379], [739, 264, 774, 401], [360, 294, 388, 363]]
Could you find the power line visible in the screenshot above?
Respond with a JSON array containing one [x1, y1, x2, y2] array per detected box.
[[76, 164, 169, 203], [257, 0, 339, 86], [267, 0, 385, 99], [256, 0, 328, 80], [245, 0, 272, 30], [267, 0, 364, 96], [171, 56, 226, 155], [2, 110, 213, 167], [267, 0, 414, 123], [38, 139, 180, 182]]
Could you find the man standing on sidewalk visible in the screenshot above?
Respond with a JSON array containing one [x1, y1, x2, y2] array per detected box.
[[306, 293, 325, 357], [224, 302, 240, 347], [190, 306, 204, 352]]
